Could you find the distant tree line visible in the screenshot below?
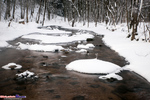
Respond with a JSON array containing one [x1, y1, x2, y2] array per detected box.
[[0, 0, 150, 40]]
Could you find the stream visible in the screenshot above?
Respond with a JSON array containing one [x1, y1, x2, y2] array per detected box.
[[0, 26, 150, 100]]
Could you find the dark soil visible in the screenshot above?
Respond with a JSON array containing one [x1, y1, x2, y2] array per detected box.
[[0, 26, 150, 100]]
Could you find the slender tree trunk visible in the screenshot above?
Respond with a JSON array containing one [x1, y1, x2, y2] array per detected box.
[[72, 0, 75, 27], [4, 0, 11, 20], [0, 0, 1, 21], [63, 0, 66, 21], [42, 0, 47, 26], [130, 0, 143, 41], [20, 0, 24, 19], [36, 0, 42, 23], [26, 0, 29, 23], [12, 0, 16, 19], [126, 0, 129, 32], [87, 0, 90, 27]]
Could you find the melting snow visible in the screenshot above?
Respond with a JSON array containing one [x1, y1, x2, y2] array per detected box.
[[77, 43, 95, 49], [17, 43, 64, 52], [99, 73, 123, 80], [2, 63, 22, 70], [21, 33, 94, 44], [76, 49, 87, 53], [16, 70, 35, 78]]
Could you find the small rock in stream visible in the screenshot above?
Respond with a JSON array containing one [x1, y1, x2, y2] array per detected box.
[[72, 96, 85, 100], [43, 56, 48, 58]]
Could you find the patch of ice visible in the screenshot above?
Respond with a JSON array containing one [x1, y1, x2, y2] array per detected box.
[[2, 63, 22, 70], [17, 43, 64, 52], [77, 43, 95, 49], [99, 73, 123, 80], [66, 59, 120, 74], [16, 70, 34, 78]]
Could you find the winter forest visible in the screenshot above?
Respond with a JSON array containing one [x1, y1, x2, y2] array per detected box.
[[1, 0, 150, 100], [0, 0, 150, 40]]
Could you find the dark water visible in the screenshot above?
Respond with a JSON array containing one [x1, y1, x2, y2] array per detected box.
[[0, 26, 150, 100]]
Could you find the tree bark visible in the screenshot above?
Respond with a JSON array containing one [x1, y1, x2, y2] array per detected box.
[[42, 0, 47, 26], [4, 0, 11, 20], [0, 0, 1, 21], [12, 0, 16, 19], [87, 0, 90, 27], [36, 0, 42, 23], [26, 0, 29, 23], [20, 0, 24, 19]]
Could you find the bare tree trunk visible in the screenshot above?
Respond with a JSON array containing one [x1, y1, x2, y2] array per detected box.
[[63, 0, 66, 21], [72, 0, 75, 27], [26, 0, 29, 23], [126, 0, 129, 32], [30, 0, 35, 20], [12, 0, 16, 19], [20, 0, 24, 19], [0, 0, 1, 21], [36, 0, 42, 23], [42, 0, 47, 26], [87, 0, 90, 27], [130, 0, 143, 41], [4, 0, 11, 20]]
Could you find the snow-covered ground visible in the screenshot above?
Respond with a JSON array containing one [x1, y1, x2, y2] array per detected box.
[[0, 17, 150, 82]]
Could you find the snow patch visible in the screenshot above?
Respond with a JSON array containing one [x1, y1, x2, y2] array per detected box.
[[77, 43, 95, 49], [2, 63, 22, 70], [66, 59, 120, 74], [99, 73, 123, 80], [16, 70, 35, 78], [17, 43, 64, 52], [76, 49, 87, 53], [21, 33, 94, 44]]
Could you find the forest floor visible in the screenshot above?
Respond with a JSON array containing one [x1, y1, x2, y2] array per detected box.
[[0, 26, 150, 100]]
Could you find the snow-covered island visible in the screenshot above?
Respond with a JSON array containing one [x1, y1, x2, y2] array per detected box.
[[66, 58, 123, 80]]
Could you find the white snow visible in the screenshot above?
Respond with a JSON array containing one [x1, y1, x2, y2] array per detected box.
[[66, 59, 120, 74], [76, 49, 87, 53], [77, 43, 95, 49], [2, 63, 22, 70], [17, 42, 64, 52], [0, 18, 150, 82], [16, 70, 34, 78], [99, 73, 123, 80], [21, 33, 94, 44]]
